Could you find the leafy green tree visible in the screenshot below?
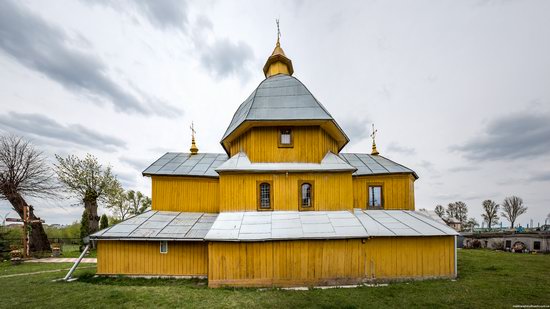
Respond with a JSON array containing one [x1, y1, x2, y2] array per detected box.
[[80, 209, 90, 249], [55, 154, 119, 235], [106, 187, 152, 221], [501, 196, 527, 228], [100, 214, 109, 230], [481, 200, 499, 229], [127, 190, 151, 215], [106, 184, 132, 221]]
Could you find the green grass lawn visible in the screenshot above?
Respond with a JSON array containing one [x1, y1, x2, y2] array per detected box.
[[0, 249, 548, 308], [59, 244, 97, 258]]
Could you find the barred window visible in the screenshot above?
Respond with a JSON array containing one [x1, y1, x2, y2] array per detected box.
[[300, 183, 312, 208], [259, 182, 271, 209]]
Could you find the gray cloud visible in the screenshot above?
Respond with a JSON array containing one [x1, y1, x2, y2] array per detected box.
[[448, 165, 478, 173], [89, 0, 189, 31], [119, 156, 151, 170], [0, 1, 181, 117], [340, 117, 370, 145], [532, 171, 550, 182], [199, 38, 254, 80], [0, 112, 125, 152], [386, 142, 416, 155], [452, 111, 550, 161], [134, 0, 188, 30]]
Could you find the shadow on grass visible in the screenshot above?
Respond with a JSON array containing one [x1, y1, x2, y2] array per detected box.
[[75, 273, 208, 288]]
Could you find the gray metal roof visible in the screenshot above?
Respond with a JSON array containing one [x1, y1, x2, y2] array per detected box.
[[222, 74, 336, 140], [339, 153, 418, 179], [91, 211, 217, 241], [92, 210, 456, 242], [142, 152, 416, 178], [204, 210, 457, 241], [216, 151, 356, 173], [142, 152, 227, 177]]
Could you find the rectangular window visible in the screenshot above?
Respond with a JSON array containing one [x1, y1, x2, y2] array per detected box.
[[278, 128, 293, 148], [256, 180, 273, 210], [505, 240, 511, 249], [534, 241, 541, 250], [298, 180, 314, 211], [368, 185, 383, 208], [160, 241, 168, 254]]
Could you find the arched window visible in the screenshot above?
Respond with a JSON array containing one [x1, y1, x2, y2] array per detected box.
[[299, 181, 313, 210], [257, 181, 272, 210]]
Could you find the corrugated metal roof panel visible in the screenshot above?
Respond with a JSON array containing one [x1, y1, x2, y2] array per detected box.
[[92, 210, 457, 241], [143, 153, 228, 177], [339, 153, 418, 179], [90, 211, 218, 241]]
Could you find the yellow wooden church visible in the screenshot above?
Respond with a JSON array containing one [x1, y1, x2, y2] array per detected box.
[[92, 36, 457, 287]]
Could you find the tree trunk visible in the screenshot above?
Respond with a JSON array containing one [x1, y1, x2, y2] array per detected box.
[[84, 197, 99, 234], [4, 191, 51, 254]]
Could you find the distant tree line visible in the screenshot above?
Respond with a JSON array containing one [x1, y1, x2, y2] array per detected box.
[[434, 196, 528, 231]]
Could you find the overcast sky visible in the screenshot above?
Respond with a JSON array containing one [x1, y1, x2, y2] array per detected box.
[[1, 0, 549, 226]]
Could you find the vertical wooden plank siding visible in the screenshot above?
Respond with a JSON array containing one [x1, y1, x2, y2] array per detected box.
[[97, 241, 208, 276], [352, 174, 416, 210], [219, 172, 353, 211], [208, 236, 455, 287], [151, 176, 219, 212], [229, 126, 339, 163]]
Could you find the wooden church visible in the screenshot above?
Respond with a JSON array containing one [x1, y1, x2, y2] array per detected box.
[[92, 35, 458, 287]]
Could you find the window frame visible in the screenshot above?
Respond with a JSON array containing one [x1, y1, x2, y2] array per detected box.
[[298, 180, 315, 211], [256, 180, 274, 211], [278, 127, 294, 148], [367, 184, 384, 209], [533, 241, 541, 251], [160, 241, 168, 254]]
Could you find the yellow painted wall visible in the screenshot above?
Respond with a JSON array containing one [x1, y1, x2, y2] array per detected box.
[[229, 126, 339, 163], [97, 241, 208, 276], [352, 174, 415, 210], [152, 176, 219, 212], [208, 236, 455, 287], [266, 61, 289, 76], [219, 172, 353, 211]]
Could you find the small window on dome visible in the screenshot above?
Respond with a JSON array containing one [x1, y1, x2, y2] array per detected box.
[[278, 128, 293, 148]]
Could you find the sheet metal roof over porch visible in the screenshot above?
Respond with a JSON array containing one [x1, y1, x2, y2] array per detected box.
[[90, 211, 217, 241], [142, 152, 417, 178], [91, 210, 456, 242], [205, 210, 457, 241]]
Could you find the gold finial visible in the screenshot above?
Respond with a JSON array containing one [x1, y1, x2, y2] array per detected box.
[[370, 123, 379, 155], [263, 19, 294, 77], [190, 122, 199, 155]]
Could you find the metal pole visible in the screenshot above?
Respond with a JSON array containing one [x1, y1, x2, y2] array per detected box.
[[63, 244, 90, 281], [454, 236, 458, 278]]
